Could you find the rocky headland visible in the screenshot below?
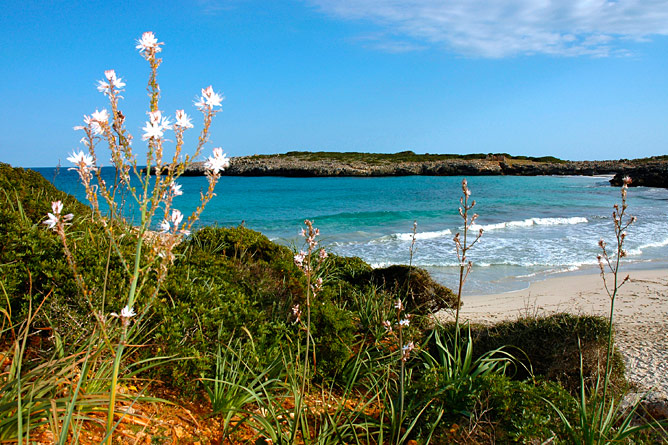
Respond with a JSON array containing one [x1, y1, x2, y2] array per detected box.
[[152, 152, 668, 188]]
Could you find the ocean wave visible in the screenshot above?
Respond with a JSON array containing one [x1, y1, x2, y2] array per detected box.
[[515, 265, 582, 278], [473, 259, 598, 268], [368, 229, 453, 244], [369, 261, 393, 268], [392, 229, 452, 241], [365, 256, 605, 271], [626, 237, 668, 256], [640, 237, 668, 249], [471, 216, 588, 232]]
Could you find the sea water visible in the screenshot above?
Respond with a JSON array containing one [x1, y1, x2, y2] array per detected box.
[[36, 168, 668, 295]]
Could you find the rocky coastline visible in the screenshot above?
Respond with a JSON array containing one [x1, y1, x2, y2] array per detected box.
[[152, 153, 668, 188]]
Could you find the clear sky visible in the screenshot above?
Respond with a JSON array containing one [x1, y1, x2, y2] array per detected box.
[[2, 0, 668, 167]]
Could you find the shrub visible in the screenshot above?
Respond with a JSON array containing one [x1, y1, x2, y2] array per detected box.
[[370, 265, 458, 314], [440, 374, 576, 443], [435, 314, 625, 394], [152, 225, 360, 390], [309, 296, 356, 378], [324, 256, 457, 315], [0, 163, 136, 336]]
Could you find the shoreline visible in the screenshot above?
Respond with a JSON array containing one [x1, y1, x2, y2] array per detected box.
[[459, 267, 668, 323], [439, 267, 668, 401], [424, 258, 668, 298]]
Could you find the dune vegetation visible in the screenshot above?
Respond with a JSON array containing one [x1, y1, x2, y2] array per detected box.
[[1, 32, 666, 444]]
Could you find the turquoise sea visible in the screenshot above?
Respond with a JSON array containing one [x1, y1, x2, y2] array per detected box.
[[36, 168, 668, 295]]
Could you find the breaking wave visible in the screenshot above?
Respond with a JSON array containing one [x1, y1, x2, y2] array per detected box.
[[471, 217, 588, 232], [390, 229, 453, 241]]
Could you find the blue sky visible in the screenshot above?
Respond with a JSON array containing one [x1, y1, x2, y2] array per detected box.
[[2, 0, 668, 167]]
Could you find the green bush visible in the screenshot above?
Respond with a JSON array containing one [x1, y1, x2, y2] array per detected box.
[[435, 314, 625, 394], [0, 164, 136, 338], [152, 226, 361, 390], [369, 265, 458, 314], [442, 374, 576, 444], [324, 256, 457, 315], [309, 294, 356, 377]]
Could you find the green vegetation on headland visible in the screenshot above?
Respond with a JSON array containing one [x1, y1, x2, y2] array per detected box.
[[1, 162, 666, 443], [156, 150, 668, 187], [259, 150, 567, 164]]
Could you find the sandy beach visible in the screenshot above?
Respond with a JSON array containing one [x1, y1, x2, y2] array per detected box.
[[441, 267, 668, 410]]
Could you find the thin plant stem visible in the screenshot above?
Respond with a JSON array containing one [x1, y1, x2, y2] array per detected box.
[[397, 304, 405, 445], [50, 32, 229, 444], [453, 179, 482, 343], [596, 175, 634, 434]]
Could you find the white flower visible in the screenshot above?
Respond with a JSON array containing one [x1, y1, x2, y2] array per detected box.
[[142, 110, 171, 141], [91, 109, 109, 124], [319, 249, 328, 261], [43, 212, 59, 229], [382, 320, 393, 332], [294, 251, 306, 267], [394, 298, 404, 311], [136, 31, 161, 56], [174, 110, 194, 129], [74, 115, 93, 133], [77, 110, 107, 135], [170, 209, 184, 227], [120, 305, 136, 318], [292, 304, 302, 323], [195, 85, 224, 110], [97, 70, 125, 95], [142, 121, 163, 140], [169, 182, 183, 196], [401, 341, 415, 361], [111, 306, 137, 325], [204, 147, 230, 174], [399, 318, 410, 327], [52, 201, 63, 215], [43, 201, 72, 230], [159, 220, 170, 233], [67, 150, 95, 172]]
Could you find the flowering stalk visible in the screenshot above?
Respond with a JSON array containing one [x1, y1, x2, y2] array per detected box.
[[292, 220, 327, 438], [382, 298, 414, 444], [57, 31, 230, 443], [596, 175, 635, 429], [453, 179, 482, 338], [43, 201, 78, 289], [43, 201, 116, 350]]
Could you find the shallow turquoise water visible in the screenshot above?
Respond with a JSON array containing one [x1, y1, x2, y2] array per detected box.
[[37, 168, 668, 294]]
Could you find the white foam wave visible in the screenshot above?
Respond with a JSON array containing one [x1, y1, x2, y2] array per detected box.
[[369, 261, 393, 268], [515, 265, 581, 279], [626, 238, 668, 256], [640, 238, 668, 250], [417, 258, 600, 268], [392, 229, 452, 241], [472, 217, 588, 232]]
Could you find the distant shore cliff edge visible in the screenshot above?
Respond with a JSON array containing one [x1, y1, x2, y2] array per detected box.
[[149, 151, 668, 188]]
